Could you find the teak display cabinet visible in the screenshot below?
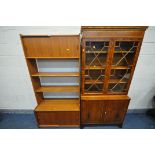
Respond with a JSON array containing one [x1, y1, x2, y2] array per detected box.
[[81, 26, 148, 127], [21, 26, 147, 128], [21, 35, 80, 127]]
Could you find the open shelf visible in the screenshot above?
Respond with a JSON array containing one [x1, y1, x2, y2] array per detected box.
[[31, 72, 79, 77], [35, 86, 79, 93], [35, 99, 80, 111]]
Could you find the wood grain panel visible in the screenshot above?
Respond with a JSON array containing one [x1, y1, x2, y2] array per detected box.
[[22, 36, 80, 58], [81, 99, 130, 125], [104, 100, 129, 124], [81, 95, 130, 100], [35, 99, 80, 111], [31, 72, 79, 77], [81, 100, 106, 124], [35, 111, 80, 126], [35, 86, 79, 93]]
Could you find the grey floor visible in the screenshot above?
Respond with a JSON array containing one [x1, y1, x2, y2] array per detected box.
[[0, 112, 155, 129]]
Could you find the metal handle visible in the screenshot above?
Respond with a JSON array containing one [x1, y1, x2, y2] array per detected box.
[[105, 112, 107, 115]]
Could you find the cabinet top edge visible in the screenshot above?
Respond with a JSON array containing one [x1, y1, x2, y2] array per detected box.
[[20, 34, 80, 37], [81, 95, 131, 100], [81, 26, 148, 31]]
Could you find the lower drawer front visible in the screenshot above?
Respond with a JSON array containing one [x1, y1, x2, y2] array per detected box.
[[35, 111, 80, 127]]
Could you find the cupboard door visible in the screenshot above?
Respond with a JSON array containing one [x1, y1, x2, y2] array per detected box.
[[81, 99, 130, 125], [104, 100, 129, 124], [81, 100, 106, 124], [83, 40, 110, 94], [22, 36, 80, 58], [108, 41, 140, 94]]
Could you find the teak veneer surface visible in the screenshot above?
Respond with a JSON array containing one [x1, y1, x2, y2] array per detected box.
[[35, 99, 80, 111], [31, 72, 79, 77], [81, 95, 130, 100], [35, 86, 79, 92], [22, 35, 80, 58]]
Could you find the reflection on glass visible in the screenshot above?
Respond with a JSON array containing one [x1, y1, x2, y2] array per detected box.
[[112, 41, 138, 67], [108, 69, 131, 93], [84, 70, 104, 93], [85, 41, 109, 68], [108, 41, 138, 93], [84, 41, 109, 93]]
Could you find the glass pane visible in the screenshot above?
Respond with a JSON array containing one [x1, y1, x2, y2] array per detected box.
[[113, 41, 138, 67], [108, 41, 139, 93], [108, 83, 128, 93], [108, 69, 130, 93], [85, 84, 103, 93], [84, 41, 109, 94], [84, 69, 105, 93], [85, 41, 109, 68]]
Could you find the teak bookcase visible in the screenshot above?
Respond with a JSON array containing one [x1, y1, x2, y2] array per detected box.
[[21, 26, 148, 128], [21, 35, 80, 127], [81, 26, 148, 127]]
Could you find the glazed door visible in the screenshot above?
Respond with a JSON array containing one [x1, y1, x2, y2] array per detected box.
[[108, 40, 141, 94], [82, 40, 110, 94]]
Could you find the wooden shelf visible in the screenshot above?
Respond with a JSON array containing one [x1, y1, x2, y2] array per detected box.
[[84, 66, 131, 70], [111, 66, 131, 70], [86, 50, 134, 54], [114, 51, 135, 54], [84, 91, 103, 94], [109, 79, 127, 84], [86, 51, 108, 54], [85, 66, 106, 70], [35, 99, 80, 111], [35, 86, 79, 92], [85, 79, 103, 84], [31, 72, 79, 77]]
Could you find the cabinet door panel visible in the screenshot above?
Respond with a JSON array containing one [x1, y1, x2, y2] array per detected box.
[[108, 41, 140, 94], [81, 99, 130, 125], [83, 40, 110, 94], [104, 100, 129, 124], [81, 100, 106, 124], [22, 36, 80, 58]]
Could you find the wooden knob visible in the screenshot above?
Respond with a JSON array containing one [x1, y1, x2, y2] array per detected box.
[[66, 48, 70, 52]]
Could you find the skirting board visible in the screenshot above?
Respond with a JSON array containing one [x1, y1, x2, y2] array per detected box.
[[0, 109, 151, 114], [0, 109, 33, 114]]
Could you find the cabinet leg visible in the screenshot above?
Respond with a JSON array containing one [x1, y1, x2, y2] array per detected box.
[[80, 125, 84, 129], [118, 124, 123, 128]]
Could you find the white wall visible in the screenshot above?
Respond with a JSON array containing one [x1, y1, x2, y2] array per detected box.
[[129, 26, 155, 109], [0, 26, 155, 110]]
